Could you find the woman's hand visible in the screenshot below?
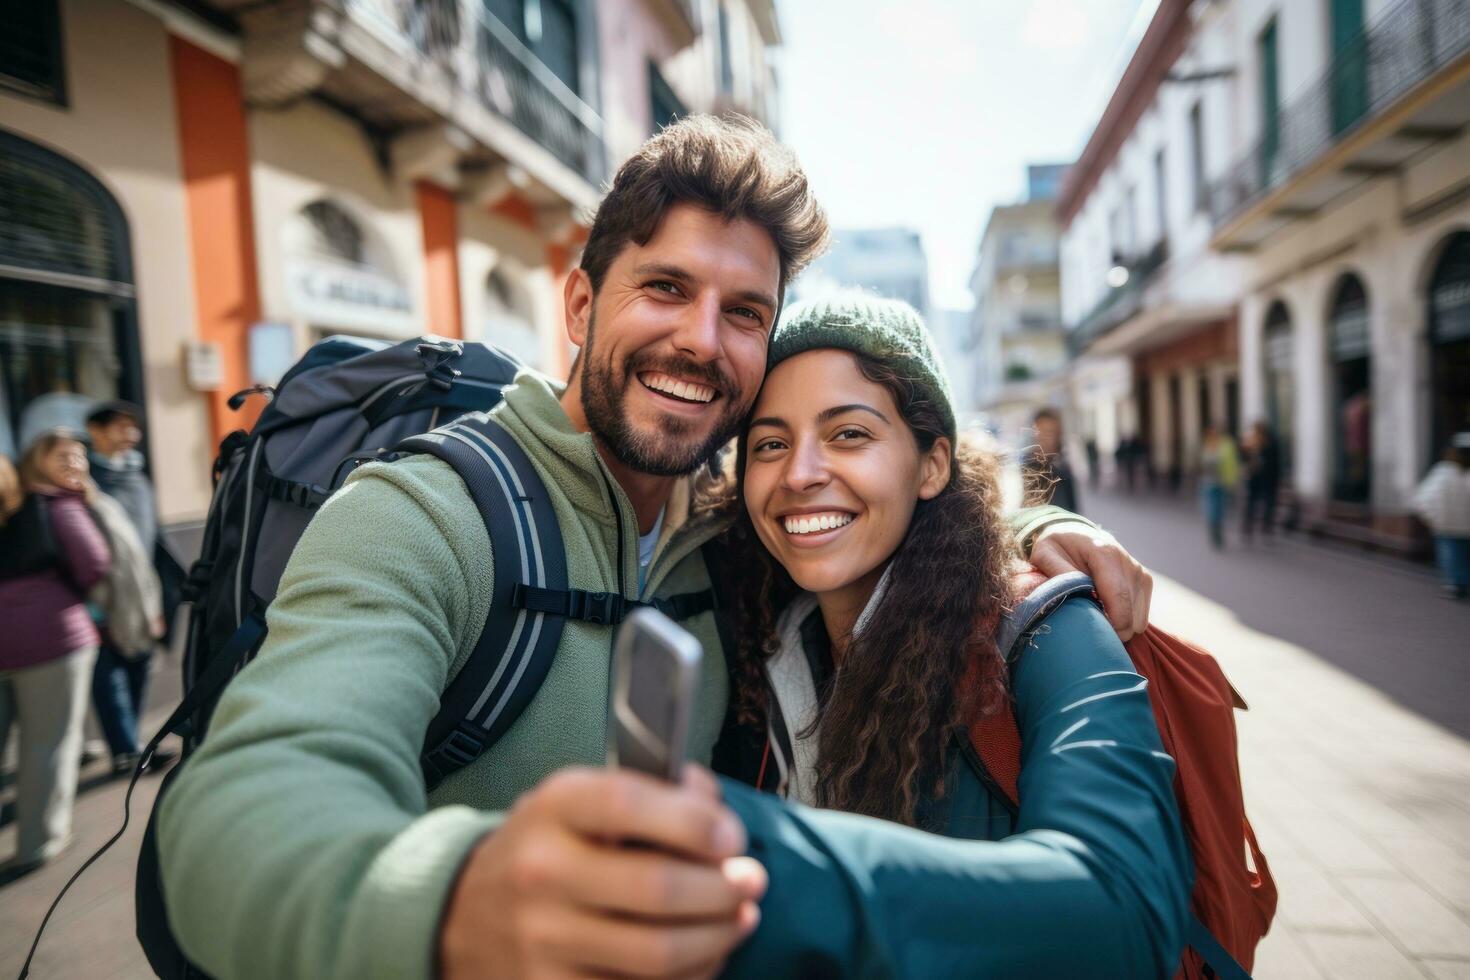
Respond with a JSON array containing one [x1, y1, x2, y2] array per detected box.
[[1029, 523, 1153, 641]]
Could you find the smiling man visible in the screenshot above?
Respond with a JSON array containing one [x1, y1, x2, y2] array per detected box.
[[158, 116, 1154, 980]]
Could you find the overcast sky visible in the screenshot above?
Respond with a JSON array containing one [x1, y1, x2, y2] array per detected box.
[[777, 0, 1156, 311]]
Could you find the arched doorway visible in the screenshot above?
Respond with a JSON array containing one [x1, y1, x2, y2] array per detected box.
[[1262, 300, 1294, 476], [482, 262, 542, 370], [283, 197, 414, 340], [1429, 231, 1470, 459], [1328, 274, 1371, 502], [0, 128, 142, 460]]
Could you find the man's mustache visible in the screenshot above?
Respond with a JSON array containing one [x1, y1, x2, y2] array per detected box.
[[625, 354, 735, 399]]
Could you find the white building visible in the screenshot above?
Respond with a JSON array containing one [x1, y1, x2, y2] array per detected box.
[[1058, 0, 1248, 492], [1209, 0, 1470, 553], [1058, 0, 1470, 554], [969, 168, 1070, 446]]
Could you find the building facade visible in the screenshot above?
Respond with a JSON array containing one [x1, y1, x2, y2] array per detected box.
[[1, 0, 780, 540], [1058, 0, 1248, 492], [1210, 0, 1470, 552], [968, 168, 1070, 447], [1059, 0, 1470, 554]]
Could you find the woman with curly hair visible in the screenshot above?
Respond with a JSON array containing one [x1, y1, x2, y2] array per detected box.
[[710, 294, 1193, 977]]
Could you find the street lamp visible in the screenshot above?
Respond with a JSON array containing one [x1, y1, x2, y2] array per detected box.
[[1106, 256, 1130, 289]]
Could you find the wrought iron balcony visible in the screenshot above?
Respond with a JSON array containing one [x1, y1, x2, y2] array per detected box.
[[1070, 238, 1170, 353], [350, 0, 603, 185], [1209, 0, 1470, 237]]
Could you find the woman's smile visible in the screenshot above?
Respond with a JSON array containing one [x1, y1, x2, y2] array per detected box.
[[778, 509, 859, 546]]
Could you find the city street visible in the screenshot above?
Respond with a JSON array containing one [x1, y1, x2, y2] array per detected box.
[[3, 489, 1470, 978]]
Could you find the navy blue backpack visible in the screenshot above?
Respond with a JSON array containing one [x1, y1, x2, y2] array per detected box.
[[20, 335, 713, 979]]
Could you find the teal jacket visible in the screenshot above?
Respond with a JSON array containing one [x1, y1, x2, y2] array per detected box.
[[157, 373, 1155, 979], [719, 597, 1193, 977]]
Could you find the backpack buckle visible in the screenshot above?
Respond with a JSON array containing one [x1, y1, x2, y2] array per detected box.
[[570, 591, 625, 626], [424, 723, 486, 781], [416, 341, 463, 392]]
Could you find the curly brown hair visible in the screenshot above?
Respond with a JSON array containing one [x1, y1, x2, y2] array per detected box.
[[713, 354, 1018, 827]]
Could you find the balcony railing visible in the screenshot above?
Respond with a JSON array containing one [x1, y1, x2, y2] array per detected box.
[[1070, 238, 1170, 352], [1209, 0, 1470, 229], [350, 0, 603, 185]]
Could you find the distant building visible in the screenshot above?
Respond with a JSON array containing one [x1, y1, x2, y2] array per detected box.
[[968, 170, 1069, 448], [929, 308, 976, 418], [1026, 163, 1070, 203], [791, 227, 930, 316]]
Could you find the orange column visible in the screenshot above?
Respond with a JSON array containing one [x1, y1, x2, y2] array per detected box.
[[547, 242, 573, 381], [546, 225, 588, 381], [417, 181, 463, 339], [169, 37, 263, 443]]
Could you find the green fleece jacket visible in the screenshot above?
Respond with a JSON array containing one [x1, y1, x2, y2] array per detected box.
[[158, 374, 1090, 979]]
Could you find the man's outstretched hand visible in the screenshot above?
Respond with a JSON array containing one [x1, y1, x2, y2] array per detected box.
[[1031, 522, 1153, 641], [440, 764, 765, 979]]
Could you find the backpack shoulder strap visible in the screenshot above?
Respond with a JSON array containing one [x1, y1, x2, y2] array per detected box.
[[994, 571, 1097, 666], [968, 571, 1100, 812], [399, 415, 570, 791]]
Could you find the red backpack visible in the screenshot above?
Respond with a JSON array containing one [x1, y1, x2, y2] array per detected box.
[[972, 570, 1277, 980]]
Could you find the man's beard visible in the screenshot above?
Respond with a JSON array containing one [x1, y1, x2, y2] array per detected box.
[[579, 315, 747, 477]]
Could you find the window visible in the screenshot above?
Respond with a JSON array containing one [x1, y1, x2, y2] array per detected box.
[[718, 3, 734, 95], [1330, 0, 1367, 135], [302, 201, 366, 266], [1123, 185, 1137, 258], [484, 0, 580, 94], [0, 131, 139, 460], [1258, 18, 1281, 183], [1153, 149, 1168, 244], [1, 0, 66, 105], [1189, 102, 1206, 213], [648, 61, 685, 132], [531, 0, 579, 94]]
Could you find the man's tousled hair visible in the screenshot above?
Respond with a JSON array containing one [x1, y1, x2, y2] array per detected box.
[[580, 115, 829, 298]]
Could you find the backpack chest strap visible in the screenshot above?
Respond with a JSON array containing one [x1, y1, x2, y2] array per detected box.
[[512, 584, 715, 626]]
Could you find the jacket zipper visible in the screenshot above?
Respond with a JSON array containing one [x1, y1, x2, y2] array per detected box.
[[639, 513, 731, 601], [595, 464, 631, 601]]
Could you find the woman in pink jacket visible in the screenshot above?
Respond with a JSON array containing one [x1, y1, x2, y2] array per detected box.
[[0, 431, 111, 879]]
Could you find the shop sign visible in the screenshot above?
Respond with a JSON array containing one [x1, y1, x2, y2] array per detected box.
[[286, 256, 415, 333], [185, 341, 224, 392]]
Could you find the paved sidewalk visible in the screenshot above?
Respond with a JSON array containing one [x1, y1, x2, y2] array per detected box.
[[1087, 489, 1470, 979], [4, 491, 1469, 977]]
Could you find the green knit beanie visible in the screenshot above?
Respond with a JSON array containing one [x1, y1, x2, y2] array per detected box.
[[767, 292, 956, 444]]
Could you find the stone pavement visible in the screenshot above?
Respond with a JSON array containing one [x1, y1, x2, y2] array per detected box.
[[4, 488, 1470, 978], [1085, 488, 1470, 979]]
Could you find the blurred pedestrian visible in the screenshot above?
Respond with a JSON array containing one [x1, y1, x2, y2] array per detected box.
[[85, 401, 170, 775], [1022, 408, 1080, 514], [1084, 437, 1100, 490], [1241, 420, 1282, 541], [1199, 425, 1240, 550], [0, 431, 111, 880], [1413, 433, 1470, 600]]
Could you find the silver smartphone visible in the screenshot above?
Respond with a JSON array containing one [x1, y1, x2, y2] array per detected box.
[[608, 608, 703, 782]]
